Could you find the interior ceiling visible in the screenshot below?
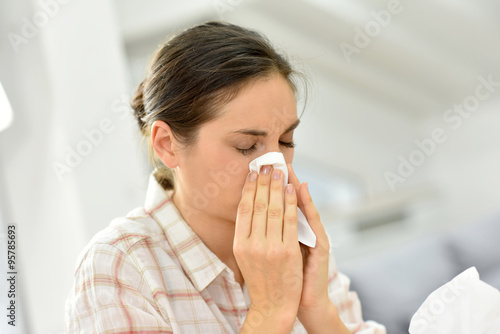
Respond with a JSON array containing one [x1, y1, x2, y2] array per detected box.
[[114, 0, 500, 117]]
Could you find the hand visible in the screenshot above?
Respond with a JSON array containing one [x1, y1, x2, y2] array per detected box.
[[287, 164, 349, 333], [235, 165, 303, 333]]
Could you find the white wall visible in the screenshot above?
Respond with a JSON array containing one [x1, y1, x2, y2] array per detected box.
[[418, 96, 500, 228], [0, 0, 146, 332]]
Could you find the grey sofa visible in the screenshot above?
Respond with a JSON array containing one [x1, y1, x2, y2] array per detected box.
[[340, 212, 500, 334]]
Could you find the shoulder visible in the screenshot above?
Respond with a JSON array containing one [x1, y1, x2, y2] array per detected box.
[[72, 206, 166, 273]]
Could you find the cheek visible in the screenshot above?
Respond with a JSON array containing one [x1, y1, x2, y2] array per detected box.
[[204, 160, 248, 220], [283, 149, 294, 165], [223, 160, 249, 197], [224, 159, 252, 204], [205, 157, 248, 200]]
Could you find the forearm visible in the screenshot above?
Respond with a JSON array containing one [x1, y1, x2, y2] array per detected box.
[[298, 302, 350, 334], [240, 306, 296, 334]]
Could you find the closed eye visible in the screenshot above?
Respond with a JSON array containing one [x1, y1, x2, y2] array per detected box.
[[236, 141, 295, 156]]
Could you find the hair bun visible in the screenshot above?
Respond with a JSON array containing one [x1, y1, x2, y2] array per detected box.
[[131, 79, 147, 132]]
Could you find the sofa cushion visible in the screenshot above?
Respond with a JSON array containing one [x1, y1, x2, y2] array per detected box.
[[449, 212, 500, 282], [340, 234, 459, 334], [479, 265, 500, 290]]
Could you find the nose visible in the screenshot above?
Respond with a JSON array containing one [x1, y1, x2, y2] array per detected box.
[[263, 149, 282, 157]]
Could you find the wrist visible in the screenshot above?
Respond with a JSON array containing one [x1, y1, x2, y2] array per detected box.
[[241, 305, 297, 334], [298, 302, 349, 334]]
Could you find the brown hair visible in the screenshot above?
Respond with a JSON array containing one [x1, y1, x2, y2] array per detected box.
[[131, 21, 306, 191]]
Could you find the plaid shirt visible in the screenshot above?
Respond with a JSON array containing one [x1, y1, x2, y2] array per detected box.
[[65, 172, 386, 333]]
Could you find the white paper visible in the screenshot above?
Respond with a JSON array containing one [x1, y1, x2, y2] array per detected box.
[[409, 266, 500, 334], [248, 152, 317, 248]]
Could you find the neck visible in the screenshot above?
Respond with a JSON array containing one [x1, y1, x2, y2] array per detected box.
[[171, 187, 244, 286]]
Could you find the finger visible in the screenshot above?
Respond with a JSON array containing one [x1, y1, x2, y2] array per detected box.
[[299, 182, 325, 235], [287, 163, 304, 209], [267, 168, 284, 241], [235, 171, 257, 240], [283, 184, 298, 245], [251, 165, 272, 237]]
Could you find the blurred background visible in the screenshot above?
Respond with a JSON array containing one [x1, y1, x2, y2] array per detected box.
[[0, 0, 499, 333]]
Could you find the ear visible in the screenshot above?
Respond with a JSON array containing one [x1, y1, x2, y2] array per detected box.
[[151, 120, 180, 168]]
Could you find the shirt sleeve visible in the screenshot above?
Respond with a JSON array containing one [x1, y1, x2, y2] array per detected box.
[[326, 243, 386, 334], [65, 243, 173, 333]]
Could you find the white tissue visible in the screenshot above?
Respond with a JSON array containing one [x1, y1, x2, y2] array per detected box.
[[409, 266, 500, 334], [248, 152, 317, 248]]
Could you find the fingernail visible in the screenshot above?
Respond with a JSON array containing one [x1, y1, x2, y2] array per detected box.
[[286, 184, 294, 193], [305, 182, 309, 191], [262, 165, 271, 175], [272, 169, 280, 180], [249, 172, 257, 181]]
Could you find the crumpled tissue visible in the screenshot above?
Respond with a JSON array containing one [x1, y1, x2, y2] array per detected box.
[[248, 152, 316, 248], [409, 266, 500, 334]]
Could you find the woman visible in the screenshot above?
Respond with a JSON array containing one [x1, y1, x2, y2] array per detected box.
[[65, 21, 385, 333]]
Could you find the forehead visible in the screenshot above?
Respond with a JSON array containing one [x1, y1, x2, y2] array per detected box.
[[212, 75, 298, 132]]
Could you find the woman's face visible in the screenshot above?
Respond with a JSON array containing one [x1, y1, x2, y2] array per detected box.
[[174, 74, 299, 222]]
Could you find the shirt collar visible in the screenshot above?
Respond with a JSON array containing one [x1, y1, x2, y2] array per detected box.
[[144, 171, 227, 292]]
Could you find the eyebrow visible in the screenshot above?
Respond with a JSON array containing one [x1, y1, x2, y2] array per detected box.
[[230, 119, 300, 136]]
